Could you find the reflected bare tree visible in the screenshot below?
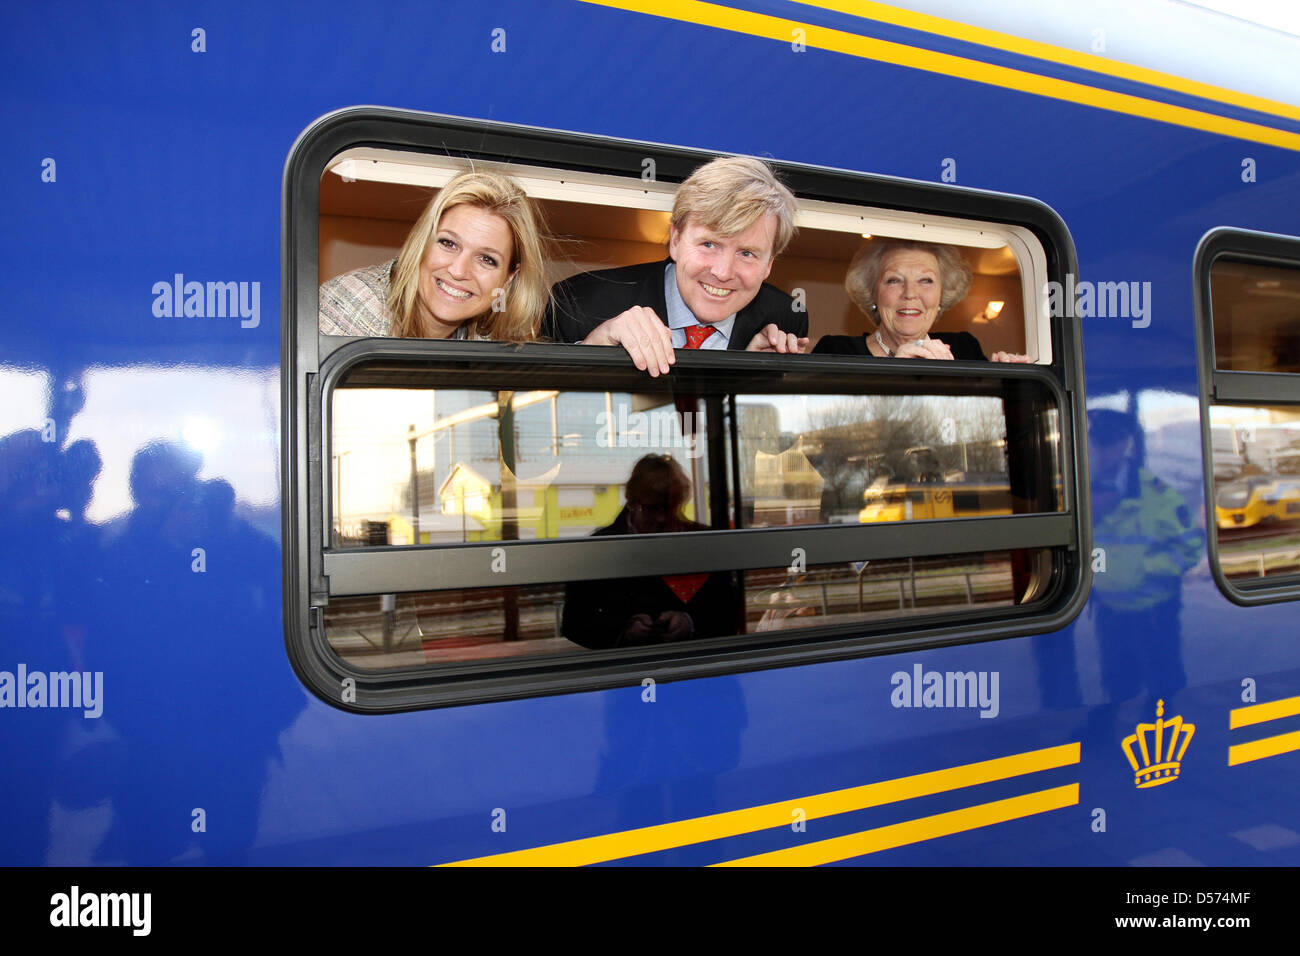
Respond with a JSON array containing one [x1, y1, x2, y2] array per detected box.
[[804, 396, 941, 520], [929, 397, 1009, 478]]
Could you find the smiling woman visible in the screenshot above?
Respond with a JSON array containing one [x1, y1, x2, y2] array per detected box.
[[318, 171, 551, 343], [816, 239, 1032, 363]]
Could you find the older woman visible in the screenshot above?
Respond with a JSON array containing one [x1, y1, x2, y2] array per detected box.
[[814, 240, 1031, 362], [319, 170, 550, 342]]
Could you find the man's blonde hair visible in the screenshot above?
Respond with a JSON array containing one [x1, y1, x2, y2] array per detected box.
[[670, 156, 797, 256]]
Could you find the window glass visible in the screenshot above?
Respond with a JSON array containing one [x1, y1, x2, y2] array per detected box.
[[321, 360, 1066, 671], [323, 550, 1043, 670], [739, 393, 1063, 526], [331, 387, 716, 546], [329, 373, 1064, 548], [1209, 404, 1300, 582], [1211, 258, 1300, 374]]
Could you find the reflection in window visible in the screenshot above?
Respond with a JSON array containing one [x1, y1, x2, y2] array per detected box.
[[333, 385, 1064, 546], [332, 384, 1064, 547], [0, 366, 51, 442], [746, 553, 1025, 629], [322, 370, 1066, 670], [1211, 258, 1300, 374], [1210, 405, 1300, 581], [323, 551, 1035, 670], [740, 393, 1059, 527], [331, 387, 714, 546], [324, 584, 574, 668]]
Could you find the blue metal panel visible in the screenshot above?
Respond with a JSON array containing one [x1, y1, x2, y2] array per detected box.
[[2, 0, 1299, 866]]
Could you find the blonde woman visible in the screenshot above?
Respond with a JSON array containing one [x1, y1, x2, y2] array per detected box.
[[319, 170, 549, 343]]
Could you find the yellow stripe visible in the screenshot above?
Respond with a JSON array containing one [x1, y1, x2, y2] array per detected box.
[[1228, 729, 1300, 766], [1230, 693, 1300, 729], [442, 742, 1078, 866], [795, 0, 1300, 125], [715, 783, 1079, 866], [578, 0, 1300, 153]]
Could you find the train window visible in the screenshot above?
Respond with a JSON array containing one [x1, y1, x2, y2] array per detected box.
[[1209, 405, 1300, 582], [1210, 258, 1300, 374], [319, 356, 1066, 672], [1197, 229, 1300, 604], [316, 147, 1053, 366], [283, 108, 1088, 710]]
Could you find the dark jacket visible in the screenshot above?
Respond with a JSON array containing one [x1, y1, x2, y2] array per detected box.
[[813, 330, 988, 360], [544, 259, 808, 348], [562, 507, 740, 649]]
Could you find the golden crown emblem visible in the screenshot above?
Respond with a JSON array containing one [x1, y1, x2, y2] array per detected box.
[[1121, 699, 1195, 788]]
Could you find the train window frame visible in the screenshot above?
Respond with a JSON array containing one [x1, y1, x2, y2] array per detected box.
[[283, 107, 1090, 712], [1195, 227, 1300, 605]]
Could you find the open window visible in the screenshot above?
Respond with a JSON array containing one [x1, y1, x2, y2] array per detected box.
[[1196, 228, 1300, 604], [283, 108, 1089, 711], [318, 147, 1051, 365]]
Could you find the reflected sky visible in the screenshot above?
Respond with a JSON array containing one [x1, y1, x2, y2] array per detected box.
[[759, 392, 1002, 435], [0, 366, 52, 437], [60, 364, 279, 523]]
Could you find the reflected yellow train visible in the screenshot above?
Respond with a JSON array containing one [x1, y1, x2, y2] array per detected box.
[[1215, 476, 1300, 530], [860, 480, 1014, 522]]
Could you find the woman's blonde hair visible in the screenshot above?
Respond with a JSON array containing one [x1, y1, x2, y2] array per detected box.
[[387, 171, 550, 342], [844, 240, 972, 321]]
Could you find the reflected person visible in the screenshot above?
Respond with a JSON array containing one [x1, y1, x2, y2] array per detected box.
[[562, 455, 737, 648], [92, 442, 303, 863], [1088, 409, 1201, 702]]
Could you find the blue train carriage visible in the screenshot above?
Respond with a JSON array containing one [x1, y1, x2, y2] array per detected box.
[[2, 0, 1300, 868]]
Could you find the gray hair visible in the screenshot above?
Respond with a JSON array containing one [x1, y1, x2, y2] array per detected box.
[[844, 240, 972, 320]]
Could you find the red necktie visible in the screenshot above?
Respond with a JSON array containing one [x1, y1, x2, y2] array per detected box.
[[663, 573, 710, 604], [662, 327, 711, 603], [684, 325, 716, 349]]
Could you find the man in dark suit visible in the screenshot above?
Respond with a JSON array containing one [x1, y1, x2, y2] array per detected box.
[[544, 157, 809, 376]]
